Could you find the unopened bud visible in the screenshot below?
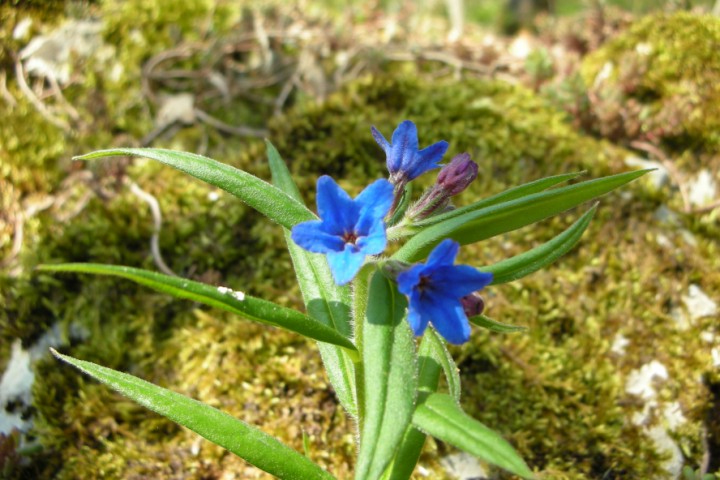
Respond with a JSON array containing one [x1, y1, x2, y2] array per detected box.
[[407, 153, 478, 221], [461, 293, 485, 317], [436, 153, 478, 196]]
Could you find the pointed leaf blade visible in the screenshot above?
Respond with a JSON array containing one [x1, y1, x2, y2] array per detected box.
[[413, 393, 534, 479], [480, 205, 597, 285], [38, 263, 355, 350], [266, 142, 358, 417], [51, 350, 334, 480], [414, 171, 585, 228], [469, 314, 527, 333], [74, 148, 314, 229], [356, 272, 417, 480], [394, 170, 650, 262], [382, 329, 449, 480]]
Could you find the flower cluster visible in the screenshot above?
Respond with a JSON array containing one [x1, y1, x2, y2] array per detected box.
[[291, 121, 489, 344]]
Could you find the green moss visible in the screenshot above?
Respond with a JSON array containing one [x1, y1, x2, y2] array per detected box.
[[581, 12, 720, 152], [8, 65, 717, 478]]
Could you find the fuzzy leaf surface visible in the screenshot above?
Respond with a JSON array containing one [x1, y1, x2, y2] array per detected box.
[[480, 205, 597, 284], [394, 170, 650, 262], [52, 350, 335, 480], [267, 141, 358, 416], [38, 263, 355, 350], [413, 171, 584, 228], [413, 393, 533, 479], [356, 272, 417, 480], [75, 148, 314, 229]]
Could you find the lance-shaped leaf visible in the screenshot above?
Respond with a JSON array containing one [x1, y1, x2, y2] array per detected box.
[[469, 314, 527, 333], [413, 393, 534, 479], [412, 171, 585, 229], [356, 272, 417, 480], [480, 204, 597, 285], [393, 169, 650, 262], [38, 263, 355, 350], [381, 329, 450, 480], [266, 141, 358, 417], [51, 350, 335, 480], [74, 148, 314, 229]]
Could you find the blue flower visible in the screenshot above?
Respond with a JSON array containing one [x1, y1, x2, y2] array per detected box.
[[396, 239, 493, 344], [291, 175, 394, 285], [371, 120, 449, 186]]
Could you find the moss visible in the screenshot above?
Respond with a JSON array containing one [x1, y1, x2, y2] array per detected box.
[[580, 12, 720, 153], [5, 48, 717, 479]]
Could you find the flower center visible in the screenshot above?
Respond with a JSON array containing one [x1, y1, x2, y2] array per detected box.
[[342, 230, 359, 245], [417, 274, 432, 292]]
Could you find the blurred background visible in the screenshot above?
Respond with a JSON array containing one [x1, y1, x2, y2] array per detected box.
[[1, 1, 719, 478]]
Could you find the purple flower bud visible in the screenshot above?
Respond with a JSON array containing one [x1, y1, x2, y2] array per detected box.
[[407, 153, 478, 221], [436, 153, 478, 196], [460, 293, 485, 317]]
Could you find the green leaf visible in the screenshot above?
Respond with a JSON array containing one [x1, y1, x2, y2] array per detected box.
[[469, 314, 527, 333], [394, 169, 650, 262], [75, 148, 314, 229], [38, 263, 355, 351], [423, 328, 461, 402], [414, 171, 585, 228], [51, 350, 334, 480], [266, 142, 358, 417], [356, 272, 417, 480], [413, 393, 534, 479], [266, 140, 303, 201], [480, 204, 597, 285], [381, 330, 446, 480]]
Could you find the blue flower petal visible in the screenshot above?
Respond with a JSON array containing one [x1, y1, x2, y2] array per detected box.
[[397, 239, 490, 344], [430, 265, 493, 296], [390, 120, 419, 174], [291, 174, 393, 285], [327, 247, 366, 285], [357, 221, 387, 256], [426, 239, 459, 267], [397, 264, 425, 296], [406, 140, 448, 181], [406, 291, 431, 335], [355, 178, 393, 233], [414, 293, 468, 341], [429, 302, 471, 345], [316, 176, 356, 234], [371, 126, 391, 155], [291, 221, 345, 253]]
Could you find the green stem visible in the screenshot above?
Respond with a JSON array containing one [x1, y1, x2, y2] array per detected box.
[[351, 263, 373, 431]]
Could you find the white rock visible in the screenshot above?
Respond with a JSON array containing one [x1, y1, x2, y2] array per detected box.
[[682, 284, 717, 321], [0, 341, 33, 434], [688, 169, 717, 207], [156, 93, 196, 127], [662, 402, 686, 430], [625, 360, 668, 401], [647, 424, 684, 478], [712, 347, 720, 368], [440, 452, 488, 480], [611, 333, 630, 356], [20, 19, 102, 85], [13, 18, 32, 40], [635, 42, 653, 56]]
